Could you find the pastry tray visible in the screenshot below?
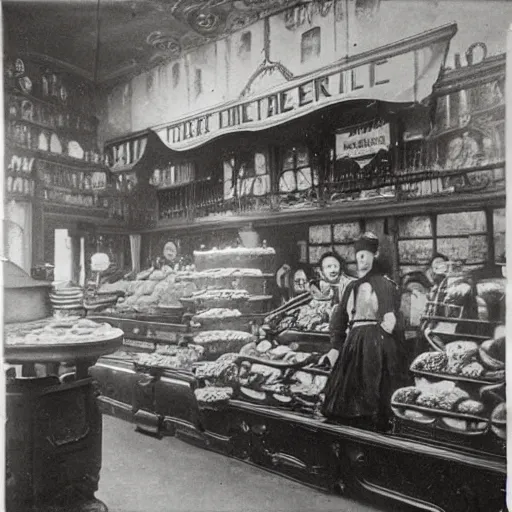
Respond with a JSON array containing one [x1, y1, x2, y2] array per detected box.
[[180, 296, 249, 313], [133, 362, 196, 378], [4, 331, 123, 364], [235, 353, 321, 369], [236, 385, 320, 411], [190, 275, 271, 294], [191, 315, 250, 332], [411, 369, 503, 386], [391, 401, 489, 423], [491, 417, 506, 427], [87, 314, 188, 331]]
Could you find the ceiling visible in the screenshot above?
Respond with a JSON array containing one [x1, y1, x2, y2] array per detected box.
[[3, 0, 305, 85]]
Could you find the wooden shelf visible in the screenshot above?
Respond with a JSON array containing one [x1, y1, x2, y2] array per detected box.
[[144, 189, 506, 234], [6, 170, 34, 178], [5, 140, 108, 171], [5, 192, 35, 202], [39, 184, 108, 195], [5, 115, 96, 138], [7, 87, 98, 122]]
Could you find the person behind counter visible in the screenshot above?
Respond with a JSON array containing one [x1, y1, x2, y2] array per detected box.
[[320, 232, 406, 431], [275, 263, 314, 304], [310, 251, 355, 304]]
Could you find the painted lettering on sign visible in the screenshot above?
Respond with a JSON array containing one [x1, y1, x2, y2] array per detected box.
[[150, 25, 456, 151], [167, 60, 393, 144], [336, 119, 391, 160]]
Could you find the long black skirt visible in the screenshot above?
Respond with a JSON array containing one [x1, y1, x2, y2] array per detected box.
[[321, 324, 401, 421]]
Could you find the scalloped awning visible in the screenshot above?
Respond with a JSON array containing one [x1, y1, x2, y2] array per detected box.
[[106, 129, 182, 175], [152, 24, 457, 152]]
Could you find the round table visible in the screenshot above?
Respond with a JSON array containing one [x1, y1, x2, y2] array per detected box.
[[5, 330, 123, 512]]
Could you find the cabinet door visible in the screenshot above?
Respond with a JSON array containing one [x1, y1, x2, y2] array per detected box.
[[345, 441, 507, 512], [133, 372, 157, 413], [245, 413, 340, 491], [32, 383, 101, 502], [154, 372, 200, 430]]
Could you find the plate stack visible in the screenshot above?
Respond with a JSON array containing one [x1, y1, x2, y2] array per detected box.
[[49, 283, 84, 314]]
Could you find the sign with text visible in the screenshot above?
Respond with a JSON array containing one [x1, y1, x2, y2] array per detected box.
[[336, 119, 391, 160], [153, 25, 456, 152]]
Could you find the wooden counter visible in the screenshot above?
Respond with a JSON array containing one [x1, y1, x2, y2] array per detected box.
[[91, 356, 506, 512]]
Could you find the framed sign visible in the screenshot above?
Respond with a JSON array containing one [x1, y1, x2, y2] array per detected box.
[[335, 119, 391, 162]]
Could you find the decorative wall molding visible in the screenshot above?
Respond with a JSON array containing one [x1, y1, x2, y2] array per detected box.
[[240, 17, 294, 98]]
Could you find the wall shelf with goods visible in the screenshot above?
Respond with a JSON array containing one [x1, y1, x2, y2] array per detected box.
[[5, 56, 95, 113], [6, 96, 97, 137], [5, 133, 103, 168], [3, 57, 118, 215], [5, 147, 119, 213]]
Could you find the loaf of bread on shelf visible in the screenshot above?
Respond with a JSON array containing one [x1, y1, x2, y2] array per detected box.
[[479, 337, 505, 370]]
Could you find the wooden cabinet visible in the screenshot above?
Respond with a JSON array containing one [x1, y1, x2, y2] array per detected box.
[[6, 377, 105, 512]]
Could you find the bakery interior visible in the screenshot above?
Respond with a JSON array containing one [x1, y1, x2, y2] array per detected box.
[[2, 1, 509, 512]]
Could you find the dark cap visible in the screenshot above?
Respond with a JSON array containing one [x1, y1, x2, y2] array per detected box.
[[354, 232, 379, 255]]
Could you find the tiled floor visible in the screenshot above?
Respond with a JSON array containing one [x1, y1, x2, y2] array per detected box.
[[97, 415, 384, 512]]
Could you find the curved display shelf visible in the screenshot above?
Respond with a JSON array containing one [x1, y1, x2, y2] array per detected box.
[[4, 331, 123, 364], [411, 368, 503, 386]]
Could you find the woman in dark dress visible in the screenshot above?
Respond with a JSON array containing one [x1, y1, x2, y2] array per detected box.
[[321, 232, 406, 430]]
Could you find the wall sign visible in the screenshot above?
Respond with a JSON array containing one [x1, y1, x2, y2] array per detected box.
[[335, 119, 391, 160], [152, 25, 456, 152]]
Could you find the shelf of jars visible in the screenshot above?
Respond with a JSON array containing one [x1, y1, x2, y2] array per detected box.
[[6, 92, 97, 136], [5, 55, 96, 114], [5, 59, 104, 178], [5, 133, 103, 168], [5, 149, 36, 201], [5, 153, 115, 214], [6, 171, 36, 200]]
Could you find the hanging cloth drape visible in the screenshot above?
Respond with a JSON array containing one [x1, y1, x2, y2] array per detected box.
[[79, 236, 86, 287], [130, 234, 141, 274], [5, 200, 32, 273]]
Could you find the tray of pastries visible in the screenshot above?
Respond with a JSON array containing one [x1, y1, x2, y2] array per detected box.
[[391, 381, 490, 434], [181, 289, 250, 313], [236, 359, 327, 410], [195, 386, 234, 410], [5, 317, 123, 363], [410, 340, 505, 385], [134, 344, 205, 374], [490, 403, 506, 440], [237, 339, 321, 368]]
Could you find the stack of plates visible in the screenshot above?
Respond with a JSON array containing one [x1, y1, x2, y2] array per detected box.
[[49, 284, 84, 310]]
